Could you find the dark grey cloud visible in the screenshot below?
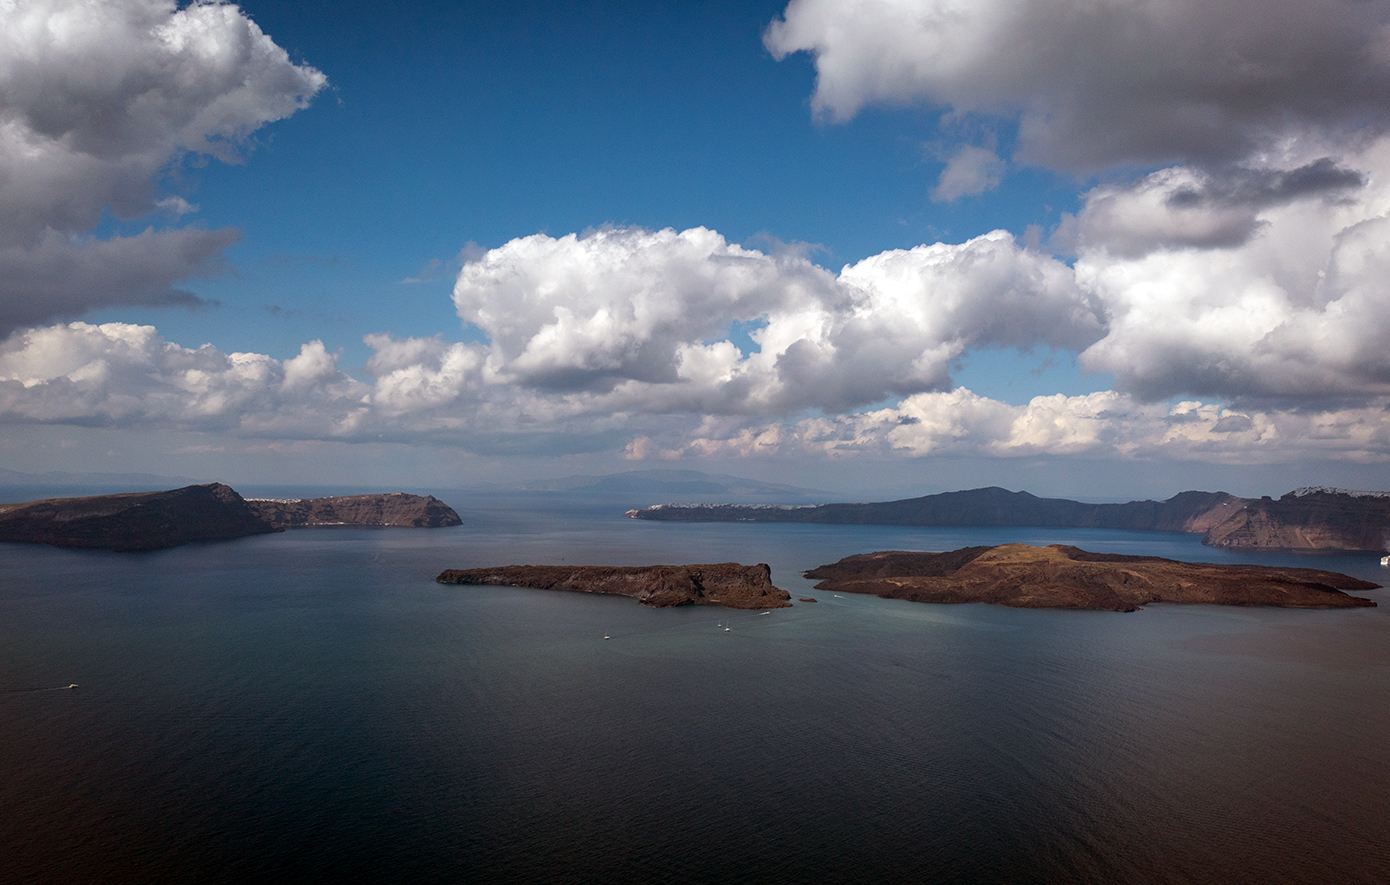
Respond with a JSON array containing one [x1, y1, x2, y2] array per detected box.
[[0, 228, 240, 337], [768, 0, 1390, 172], [0, 0, 324, 332]]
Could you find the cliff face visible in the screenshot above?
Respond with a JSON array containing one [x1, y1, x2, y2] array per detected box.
[[0, 483, 278, 552], [805, 544, 1380, 611], [436, 563, 792, 610], [247, 493, 461, 528], [1201, 490, 1390, 551]]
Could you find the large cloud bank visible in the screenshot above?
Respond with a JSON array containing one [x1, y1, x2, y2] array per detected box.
[[2, 0, 1388, 467], [0, 0, 325, 334], [765, 0, 1390, 172], [5, 201, 1390, 463]]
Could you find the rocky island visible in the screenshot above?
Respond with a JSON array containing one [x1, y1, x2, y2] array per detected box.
[[0, 484, 461, 551], [805, 544, 1380, 611], [436, 563, 792, 610], [246, 493, 461, 528], [628, 486, 1390, 552]]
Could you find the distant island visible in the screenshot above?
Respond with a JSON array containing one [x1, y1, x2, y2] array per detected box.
[[0, 484, 461, 551], [628, 486, 1390, 552], [246, 493, 462, 529], [436, 563, 792, 610], [806, 544, 1380, 611]]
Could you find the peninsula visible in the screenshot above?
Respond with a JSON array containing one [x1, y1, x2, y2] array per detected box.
[[436, 563, 792, 610], [805, 544, 1380, 612], [0, 484, 462, 551], [627, 486, 1390, 552]]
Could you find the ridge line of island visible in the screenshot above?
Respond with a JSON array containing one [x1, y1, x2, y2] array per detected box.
[[626, 485, 1390, 553]]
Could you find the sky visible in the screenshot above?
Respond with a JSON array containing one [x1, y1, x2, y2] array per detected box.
[[3, 0, 1390, 499]]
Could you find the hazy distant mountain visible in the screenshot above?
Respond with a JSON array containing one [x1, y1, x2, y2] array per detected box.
[[472, 469, 830, 500], [628, 485, 1390, 552], [0, 468, 199, 488]]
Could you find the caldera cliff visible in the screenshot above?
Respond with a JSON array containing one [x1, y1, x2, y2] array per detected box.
[[436, 563, 792, 610], [805, 544, 1379, 612], [0, 485, 463, 551], [0, 483, 276, 551], [247, 493, 461, 528]]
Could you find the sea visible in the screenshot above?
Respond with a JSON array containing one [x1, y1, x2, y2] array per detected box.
[[3, 488, 1389, 884]]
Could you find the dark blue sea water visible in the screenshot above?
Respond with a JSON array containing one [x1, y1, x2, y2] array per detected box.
[[3, 492, 1389, 884]]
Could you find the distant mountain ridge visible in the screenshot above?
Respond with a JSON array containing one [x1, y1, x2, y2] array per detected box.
[[628, 486, 1390, 552], [0, 468, 199, 487], [472, 469, 829, 499]]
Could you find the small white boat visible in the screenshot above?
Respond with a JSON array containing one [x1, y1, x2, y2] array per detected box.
[[1381, 555, 1389, 567], [603, 634, 610, 640]]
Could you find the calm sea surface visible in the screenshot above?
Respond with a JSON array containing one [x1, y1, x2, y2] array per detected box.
[[3, 491, 1389, 884]]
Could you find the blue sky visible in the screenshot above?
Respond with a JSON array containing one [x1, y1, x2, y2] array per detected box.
[[4, 0, 1390, 497]]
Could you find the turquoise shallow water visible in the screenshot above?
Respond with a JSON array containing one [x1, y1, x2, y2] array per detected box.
[[3, 492, 1389, 883]]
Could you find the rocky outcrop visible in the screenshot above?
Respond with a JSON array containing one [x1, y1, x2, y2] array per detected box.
[[0, 483, 278, 551], [1201, 489, 1390, 551], [628, 486, 1390, 552], [805, 544, 1379, 611], [436, 563, 792, 610], [247, 493, 461, 528]]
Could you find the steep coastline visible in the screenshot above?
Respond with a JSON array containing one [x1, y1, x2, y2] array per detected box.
[[0, 485, 462, 551], [437, 563, 792, 610], [0, 483, 276, 552], [806, 544, 1380, 611], [247, 493, 462, 528], [628, 486, 1390, 552]]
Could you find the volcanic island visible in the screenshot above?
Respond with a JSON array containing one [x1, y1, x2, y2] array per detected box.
[[436, 563, 793, 610], [805, 544, 1380, 612], [0, 483, 461, 551]]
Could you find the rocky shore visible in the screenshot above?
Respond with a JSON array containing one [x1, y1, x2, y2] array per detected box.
[[436, 563, 792, 609], [805, 544, 1380, 611]]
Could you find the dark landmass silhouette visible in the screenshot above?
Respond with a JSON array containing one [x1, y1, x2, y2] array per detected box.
[[629, 486, 1390, 552], [0, 484, 461, 551]]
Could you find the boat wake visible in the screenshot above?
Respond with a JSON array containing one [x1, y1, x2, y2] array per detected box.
[[2, 683, 78, 694]]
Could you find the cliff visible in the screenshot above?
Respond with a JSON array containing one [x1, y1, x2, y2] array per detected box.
[[0, 486, 462, 551], [436, 563, 792, 610], [805, 544, 1380, 612], [628, 486, 1390, 552], [247, 493, 461, 528], [1201, 488, 1390, 551], [0, 483, 277, 552]]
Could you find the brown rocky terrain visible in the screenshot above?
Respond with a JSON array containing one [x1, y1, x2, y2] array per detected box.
[[1201, 489, 1390, 551], [0, 483, 277, 551], [805, 544, 1380, 612], [247, 493, 461, 528], [436, 563, 792, 609]]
